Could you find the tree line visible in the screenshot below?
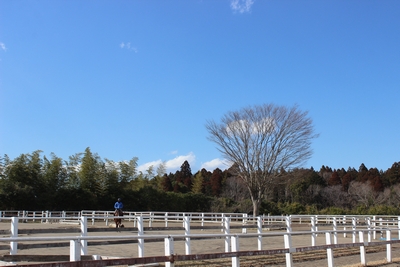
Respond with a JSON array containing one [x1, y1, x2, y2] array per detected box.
[[1, 148, 399, 215]]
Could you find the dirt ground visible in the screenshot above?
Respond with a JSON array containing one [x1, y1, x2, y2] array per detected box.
[[0, 219, 400, 266]]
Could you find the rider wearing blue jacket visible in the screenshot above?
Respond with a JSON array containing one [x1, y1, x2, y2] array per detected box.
[[114, 198, 124, 215]]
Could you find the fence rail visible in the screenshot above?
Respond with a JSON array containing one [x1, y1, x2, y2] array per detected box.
[[1, 211, 400, 267]]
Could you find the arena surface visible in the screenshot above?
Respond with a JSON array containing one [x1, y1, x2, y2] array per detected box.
[[1, 220, 400, 266]]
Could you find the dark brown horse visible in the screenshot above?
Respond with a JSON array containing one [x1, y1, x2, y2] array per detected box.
[[114, 209, 123, 229]]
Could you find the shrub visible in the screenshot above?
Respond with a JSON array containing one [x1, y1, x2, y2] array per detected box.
[[278, 202, 306, 215]]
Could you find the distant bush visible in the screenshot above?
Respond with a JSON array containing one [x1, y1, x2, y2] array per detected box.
[[367, 205, 400, 215], [319, 206, 349, 215], [260, 201, 280, 215], [278, 202, 306, 215]]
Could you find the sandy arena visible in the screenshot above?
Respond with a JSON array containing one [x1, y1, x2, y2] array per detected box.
[[1, 219, 400, 266]]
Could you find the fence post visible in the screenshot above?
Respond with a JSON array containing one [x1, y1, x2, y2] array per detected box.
[[91, 211, 95, 225], [164, 236, 174, 267], [398, 216, 400, 240], [311, 216, 316, 246], [373, 216, 377, 240], [22, 210, 26, 223], [80, 216, 87, 255], [138, 216, 144, 257], [184, 216, 191, 255], [284, 216, 293, 267], [105, 211, 109, 226], [242, 214, 247, 234], [343, 215, 347, 238], [149, 212, 153, 227], [284, 233, 293, 267], [70, 239, 81, 261], [257, 216, 262, 250], [242, 214, 248, 233], [231, 235, 240, 267], [165, 212, 168, 227], [223, 216, 231, 252], [386, 230, 392, 263], [367, 217, 372, 242], [325, 232, 334, 267], [10, 217, 18, 255], [286, 216, 292, 232], [359, 231, 366, 265], [331, 217, 337, 244], [352, 217, 357, 243]]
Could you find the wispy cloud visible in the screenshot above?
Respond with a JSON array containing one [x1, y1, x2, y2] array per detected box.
[[137, 153, 231, 175], [137, 152, 196, 174], [120, 42, 138, 53], [230, 0, 254, 14], [0, 42, 6, 51], [137, 159, 163, 173], [201, 158, 230, 171], [165, 152, 196, 170]]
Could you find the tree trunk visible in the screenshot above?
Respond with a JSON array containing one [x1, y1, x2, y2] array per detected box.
[[252, 198, 260, 216]]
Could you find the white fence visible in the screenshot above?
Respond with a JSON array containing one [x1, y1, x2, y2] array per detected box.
[[1, 212, 400, 267]]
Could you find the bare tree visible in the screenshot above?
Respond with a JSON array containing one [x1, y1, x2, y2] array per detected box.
[[206, 104, 318, 215], [222, 175, 249, 202], [348, 181, 385, 208], [390, 184, 400, 206], [321, 185, 352, 209]]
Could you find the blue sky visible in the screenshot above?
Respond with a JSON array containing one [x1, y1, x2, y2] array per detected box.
[[1, 0, 399, 174]]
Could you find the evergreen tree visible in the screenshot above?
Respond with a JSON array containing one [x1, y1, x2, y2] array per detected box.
[[161, 173, 173, 192], [173, 171, 183, 193], [357, 163, 369, 182], [382, 162, 400, 187], [210, 168, 223, 196], [41, 153, 68, 209], [327, 170, 341, 186], [192, 171, 204, 194], [79, 147, 102, 208], [180, 161, 193, 191], [119, 157, 138, 187]]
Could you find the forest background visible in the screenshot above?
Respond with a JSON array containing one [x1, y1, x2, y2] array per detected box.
[[1, 147, 399, 216]]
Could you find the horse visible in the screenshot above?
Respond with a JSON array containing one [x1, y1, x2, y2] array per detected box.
[[114, 209, 124, 229]]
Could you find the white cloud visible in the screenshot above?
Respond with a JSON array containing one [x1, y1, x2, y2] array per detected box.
[[137, 152, 196, 174], [201, 158, 231, 171], [0, 42, 6, 51], [120, 42, 138, 53], [230, 0, 254, 13], [137, 153, 232, 175], [137, 159, 163, 173], [165, 152, 196, 171]]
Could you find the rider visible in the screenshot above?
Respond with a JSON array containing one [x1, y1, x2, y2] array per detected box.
[[114, 198, 124, 216]]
